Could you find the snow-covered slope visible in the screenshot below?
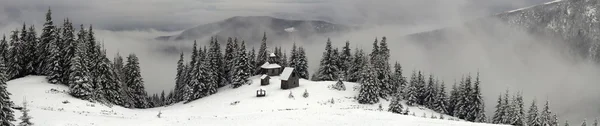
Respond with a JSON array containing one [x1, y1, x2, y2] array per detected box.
[[7, 76, 503, 126]]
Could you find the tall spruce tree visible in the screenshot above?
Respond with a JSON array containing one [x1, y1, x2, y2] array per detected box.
[[46, 27, 63, 84], [0, 35, 7, 64], [314, 38, 338, 81], [447, 81, 459, 116], [391, 62, 406, 96], [424, 75, 437, 109], [347, 48, 366, 82], [356, 62, 379, 104], [405, 71, 419, 106], [340, 41, 352, 79], [540, 100, 554, 126], [527, 99, 542, 126], [232, 41, 250, 88], [68, 41, 93, 100], [207, 37, 220, 94], [248, 47, 256, 75], [60, 19, 76, 84], [0, 57, 15, 126], [7, 29, 22, 79], [376, 37, 392, 98], [436, 81, 448, 114], [124, 54, 148, 108], [97, 51, 122, 105], [175, 52, 186, 102], [37, 8, 56, 75], [472, 73, 486, 122], [296, 46, 309, 79], [24, 25, 37, 76], [493, 94, 505, 124], [511, 92, 526, 126], [224, 37, 236, 85], [256, 33, 268, 74]]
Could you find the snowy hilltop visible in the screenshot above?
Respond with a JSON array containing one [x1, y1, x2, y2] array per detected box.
[[6, 76, 504, 126]]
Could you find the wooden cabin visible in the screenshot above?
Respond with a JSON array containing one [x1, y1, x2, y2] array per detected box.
[[280, 67, 299, 89], [260, 75, 270, 85], [260, 62, 282, 76]]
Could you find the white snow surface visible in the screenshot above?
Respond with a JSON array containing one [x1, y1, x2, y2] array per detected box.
[[279, 67, 294, 80], [7, 76, 506, 126]]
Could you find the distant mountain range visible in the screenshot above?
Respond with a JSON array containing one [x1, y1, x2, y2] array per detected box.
[[156, 16, 352, 44], [407, 0, 600, 62]]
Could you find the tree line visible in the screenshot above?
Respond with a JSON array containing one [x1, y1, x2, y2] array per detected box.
[[171, 33, 310, 103]]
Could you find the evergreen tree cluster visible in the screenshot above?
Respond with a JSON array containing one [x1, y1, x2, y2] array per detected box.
[[491, 90, 560, 126], [0, 9, 152, 109]]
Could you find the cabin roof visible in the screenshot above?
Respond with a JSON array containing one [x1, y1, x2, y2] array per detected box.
[[260, 62, 281, 69], [269, 53, 276, 57], [260, 74, 269, 79], [280, 67, 295, 81]]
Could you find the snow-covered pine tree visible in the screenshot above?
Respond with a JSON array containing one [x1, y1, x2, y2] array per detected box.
[[332, 79, 346, 91], [124, 54, 148, 108], [593, 118, 598, 126], [0, 35, 7, 64], [388, 92, 404, 114], [276, 47, 284, 65], [175, 52, 186, 102], [281, 52, 288, 67], [565, 120, 570, 126], [160, 91, 165, 106], [492, 94, 505, 124], [36, 8, 56, 75], [97, 51, 123, 105], [447, 81, 459, 116], [182, 82, 193, 103], [289, 43, 298, 68], [472, 73, 486, 122], [331, 48, 342, 78], [303, 89, 309, 98], [582, 119, 588, 126], [370, 38, 379, 65], [356, 62, 379, 104], [527, 99, 542, 126], [391, 62, 405, 97], [297, 46, 309, 79], [347, 48, 366, 82], [540, 100, 554, 126], [501, 90, 512, 124], [510, 92, 526, 126], [415, 71, 427, 105], [187, 41, 199, 85], [224, 37, 236, 85], [405, 71, 418, 106], [46, 27, 63, 84], [0, 57, 15, 126], [18, 99, 32, 126], [256, 33, 268, 74], [248, 47, 257, 75], [24, 25, 37, 76], [68, 41, 93, 100], [7, 29, 22, 79], [60, 19, 76, 84], [231, 41, 250, 88], [456, 76, 473, 120], [424, 75, 437, 109], [340, 41, 352, 79], [207, 37, 221, 93], [376, 37, 392, 99], [315, 38, 339, 81], [435, 81, 448, 114]]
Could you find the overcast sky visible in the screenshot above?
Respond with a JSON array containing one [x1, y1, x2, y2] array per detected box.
[[11, 0, 600, 123], [1, 0, 550, 31]]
